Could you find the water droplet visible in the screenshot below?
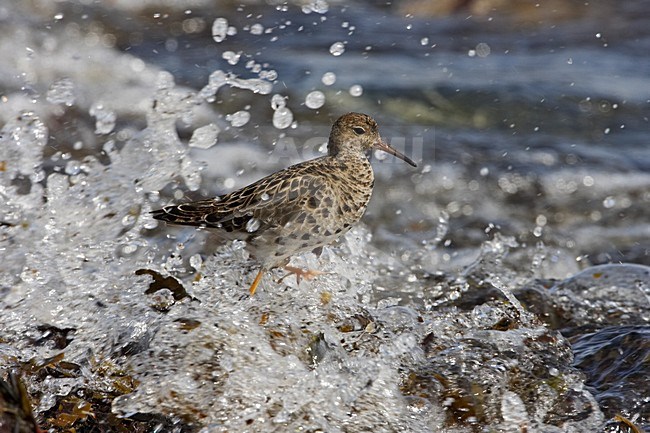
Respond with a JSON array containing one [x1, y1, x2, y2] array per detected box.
[[64, 160, 81, 175], [321, 72, 336, 86], [271, 94, 287, 110], [222, 51, 241, 65], [226, 111, 251, 127], [329, 41, 345, 56], [310, 0, 329, 14], [349, 84, 363, 97], [273, 107, 293, 129], [250, 23, 264, 35], [229, 75, 272, 95], [212, 18, 229, 42], [246, 218, 261, 233], [224, 178, 235, 189], [420, 37, 429, 46], [259, 69, 277, 81], [475, 42, 490, 57], [602, 196, 616, 208], [189, 123, 220, 149], [305, 91, 325, 109], [189, 254, 203, 270], [121, 214, 136, 226]]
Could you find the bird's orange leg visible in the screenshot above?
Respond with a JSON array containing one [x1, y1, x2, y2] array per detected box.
[[249, 268, 265, 296], [279, 265, 327, 285]]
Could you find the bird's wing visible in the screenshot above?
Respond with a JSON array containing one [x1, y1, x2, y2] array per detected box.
[[151, 158, 330, 236]]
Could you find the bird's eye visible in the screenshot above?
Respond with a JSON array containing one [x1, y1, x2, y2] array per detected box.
[[352, 126, 366, 135]]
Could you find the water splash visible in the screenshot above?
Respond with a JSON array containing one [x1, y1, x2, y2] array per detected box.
[[189, 123, 220, 149], [89, 102, 116, 134], [46, 77, 75, 106], [199, 70, 273, 102], [1, 2, 648, 432], [0, 111, 47, 183], [226, 110, 251, 127]]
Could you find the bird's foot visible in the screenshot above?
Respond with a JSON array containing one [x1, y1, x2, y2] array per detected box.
[[278, 265, 327, 285]]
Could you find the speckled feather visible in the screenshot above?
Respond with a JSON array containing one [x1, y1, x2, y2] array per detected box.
[[152, 155, 373, 267], [152, 112, 416, 293]]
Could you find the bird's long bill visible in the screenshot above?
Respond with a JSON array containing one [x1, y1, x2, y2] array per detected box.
[[374, 139, 417, 167]]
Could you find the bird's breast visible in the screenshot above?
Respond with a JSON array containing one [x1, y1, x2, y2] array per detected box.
[[327, 157, 374, 224]]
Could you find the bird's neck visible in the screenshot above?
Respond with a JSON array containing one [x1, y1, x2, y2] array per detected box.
[[332, 145, 369, 162]]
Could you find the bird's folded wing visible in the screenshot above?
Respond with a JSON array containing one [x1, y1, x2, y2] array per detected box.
[[151, 161, 330, 236]]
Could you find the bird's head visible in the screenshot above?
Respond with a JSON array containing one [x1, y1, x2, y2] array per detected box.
[[328, 112, 417, 167]]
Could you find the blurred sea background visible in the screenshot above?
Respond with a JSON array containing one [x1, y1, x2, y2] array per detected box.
[[0, 1, 648, 432]]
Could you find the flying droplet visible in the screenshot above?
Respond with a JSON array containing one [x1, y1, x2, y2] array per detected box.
[[321, 72, 336, 86], [246, 218, 261, 233], [189, 254, 203, 270], [212, 17, 228, 42], [89, 102, 116, 135], [329, 41, 345, 56], [189, 123, 220, 149], [349, 84, 363, 97], [226, 111, 251, 127], [602, 196, 616, 209], [222, 51, 241, 65], [271, 94, 287, 110], [305, 91, 325, 109], [250, 23, 264, 35], [273, 107, 293, 129], [475, 42, 491, 57]]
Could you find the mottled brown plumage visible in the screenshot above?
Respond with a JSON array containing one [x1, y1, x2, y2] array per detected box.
[[152, 112, 417, 295]]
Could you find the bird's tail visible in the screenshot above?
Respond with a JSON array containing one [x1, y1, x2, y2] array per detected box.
[[151, 199, 220, 226]]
